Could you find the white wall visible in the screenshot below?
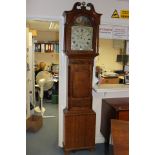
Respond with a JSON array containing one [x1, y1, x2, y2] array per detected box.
[[35, 31, 59, 42], [96, 39, 123, 72], [26, 29, 34, 118], [26, 28, 30, 119], [26, 0, 128, 26]]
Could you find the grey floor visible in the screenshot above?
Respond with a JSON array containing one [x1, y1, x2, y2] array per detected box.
[[26, 101, 113, 155]]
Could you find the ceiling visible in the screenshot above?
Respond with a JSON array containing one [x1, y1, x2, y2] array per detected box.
[[26, 20, 59, 32]]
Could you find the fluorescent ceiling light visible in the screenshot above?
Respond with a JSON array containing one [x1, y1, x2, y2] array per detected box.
[[49, 22, 59, 31], [49, 22, 53, 30]]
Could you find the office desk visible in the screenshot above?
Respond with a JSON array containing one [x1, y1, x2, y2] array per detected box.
[[111, 119, 129, 155], [100, 98, 129, 143]]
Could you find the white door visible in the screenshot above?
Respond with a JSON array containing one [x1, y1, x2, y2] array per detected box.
[[26, 28, 34, 118]]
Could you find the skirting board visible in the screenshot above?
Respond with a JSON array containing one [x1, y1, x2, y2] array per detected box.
[[95, 133, 105, 144]]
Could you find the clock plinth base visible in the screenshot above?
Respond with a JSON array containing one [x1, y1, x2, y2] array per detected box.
[[64, 147, 95, 155], [63, 109, 96, 155]]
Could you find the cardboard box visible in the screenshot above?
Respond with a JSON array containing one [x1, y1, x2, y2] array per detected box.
[[26, 115, 43, 132]]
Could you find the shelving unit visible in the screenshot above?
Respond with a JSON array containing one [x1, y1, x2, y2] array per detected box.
[[34, 41, 59, 53]]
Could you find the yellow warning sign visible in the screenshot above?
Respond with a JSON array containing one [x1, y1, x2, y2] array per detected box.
[[111, 9, 119, 18], [120, 10, 129, 19]]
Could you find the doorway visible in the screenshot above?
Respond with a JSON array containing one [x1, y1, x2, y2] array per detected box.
[[26, 19, 60, 151], [26, 19, 59, 107], [26, 17, 67, 149]]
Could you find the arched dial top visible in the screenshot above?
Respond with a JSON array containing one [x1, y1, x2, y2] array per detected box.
[[63, 2, 102, 56]]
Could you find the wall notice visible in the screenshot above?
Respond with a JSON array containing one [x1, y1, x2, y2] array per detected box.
[[99, 25, 113, 39], [120, 10, 129, 18], [99, 24, 129, 40], [111, 9, 120, 18], [112, 26, 129, 40]]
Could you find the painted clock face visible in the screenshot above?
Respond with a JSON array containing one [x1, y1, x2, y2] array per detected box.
[[71, 26, 93, 51]]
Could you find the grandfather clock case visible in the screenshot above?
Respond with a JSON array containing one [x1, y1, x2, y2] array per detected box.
[[63, 2, 101, 155]]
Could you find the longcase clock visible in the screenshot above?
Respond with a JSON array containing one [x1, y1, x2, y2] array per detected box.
[[63, 2, 102, 155]]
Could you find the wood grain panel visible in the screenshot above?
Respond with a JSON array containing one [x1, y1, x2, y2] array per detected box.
[[70, 64, 92, 98], [68, 98, 92, 110], [72, 70, 90, 97], [64, 110, 96, 150], [111, 119, 129, 155], [118, 111, 129, 121]]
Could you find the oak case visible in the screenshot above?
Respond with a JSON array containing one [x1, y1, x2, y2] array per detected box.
[[63, 2, 102, 155]]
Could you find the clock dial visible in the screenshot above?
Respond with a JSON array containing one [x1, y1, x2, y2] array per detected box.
[[71, 26, 93, 51]]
